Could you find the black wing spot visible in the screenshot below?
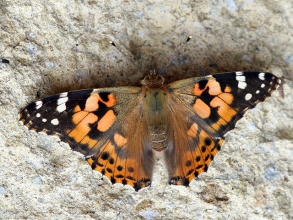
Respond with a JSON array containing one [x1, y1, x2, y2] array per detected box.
[[97, 161, 103, 167], [201, 146, 206, 153], [109, 157, 115, 164], [205, 155, 210, 161], [128, 167, 134, 173], [186, 169, 194, 176], [117, 165, 123, 171], [196, 165, 203, 169], [91, 162, 97, 169], [185, 160, 192, 167], [195, 156, 201, 162], [204, 164, 208, 172], [198, 80, 208, 90], [106, 168, 113, 173], [99, 92, 110, 102], [204, 137, 212, 146], [115, 174, 124, 178], [101, 152, 109, 160], [126, 176, 135, 181]]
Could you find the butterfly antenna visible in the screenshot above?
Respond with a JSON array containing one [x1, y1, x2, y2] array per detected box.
[[161, 36, 192, 73], [109, 41, 143, 74]]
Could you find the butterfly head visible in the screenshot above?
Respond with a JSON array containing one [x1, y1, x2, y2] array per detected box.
[[141, 70, 165, 86]]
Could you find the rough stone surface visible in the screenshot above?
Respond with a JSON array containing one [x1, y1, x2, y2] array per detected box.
[[1, 0, 293, 219]]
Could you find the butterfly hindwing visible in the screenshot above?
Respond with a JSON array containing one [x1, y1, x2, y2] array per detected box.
[[166, 72, 281, 185], [86, 97, 155, 190]]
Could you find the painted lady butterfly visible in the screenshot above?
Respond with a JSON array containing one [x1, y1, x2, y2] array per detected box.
[[20, 71, 280, 191]]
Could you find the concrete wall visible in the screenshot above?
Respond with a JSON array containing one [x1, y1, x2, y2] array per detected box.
[[1, 0, 292, 219]]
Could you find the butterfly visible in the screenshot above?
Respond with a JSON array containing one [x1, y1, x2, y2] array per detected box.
[[20, 71, 280, 191]]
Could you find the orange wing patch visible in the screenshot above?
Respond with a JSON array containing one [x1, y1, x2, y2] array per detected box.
[[85, 92, 117, 110], [86, 132, 152, 191], [169, 121, 223, 186], [114, 133, 127, 147], [66, 93, 118, 150], [193, 99, 211, 119], [68, 113, 98, 142], [193, 79, 222, 96], [97, 110, 116, 132]]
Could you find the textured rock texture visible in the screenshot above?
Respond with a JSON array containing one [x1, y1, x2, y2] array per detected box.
[[1, 0, 293, 219]]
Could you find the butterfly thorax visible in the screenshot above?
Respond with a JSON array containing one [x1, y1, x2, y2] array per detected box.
[[141, 71, 165, 85], [142, 75, 169, 151]]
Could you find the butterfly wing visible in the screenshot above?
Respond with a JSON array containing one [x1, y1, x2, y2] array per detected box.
[[166, 72, 281, 185], [20, 87, 154, 190]]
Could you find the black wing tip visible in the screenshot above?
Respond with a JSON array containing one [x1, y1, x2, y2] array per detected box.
[[213, 71, 280, 80], [19, 109, 31, 124]]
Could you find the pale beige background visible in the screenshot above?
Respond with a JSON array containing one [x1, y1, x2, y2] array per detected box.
[[0, 0, 293, 219]]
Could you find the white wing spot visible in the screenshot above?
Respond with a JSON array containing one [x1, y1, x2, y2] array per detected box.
[[259, 72, 265, 80], [36, 113, 41, 117], [236, 75, 247, 89], [42, 118, 47, 122], [236, 75, 246, 81], [60, 92, 68, 98], [256, 90, 260, 94], [236, 72, 243, 75], [57, 97, 68, 105], [51, 118, 59, 125], [57, 103, 66, 113], [245, 93, 252, 101], [261, 83, 265, 88], [238, 81, 247, 89], [35, 101, 43, 109]]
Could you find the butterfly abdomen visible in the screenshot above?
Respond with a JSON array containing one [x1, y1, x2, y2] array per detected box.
[[142, 86, 169, 151]]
